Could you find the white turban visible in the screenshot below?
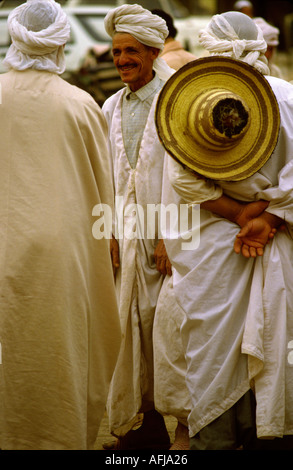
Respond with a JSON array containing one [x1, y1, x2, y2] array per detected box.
[[3, 0, 70, 74], [199, 12, 270, 75], [233, 1, 253, 11], [253, 17, 280, 46], [104, 4, 174, 81]]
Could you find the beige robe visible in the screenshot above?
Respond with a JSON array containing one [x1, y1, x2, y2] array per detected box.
[[160, 39, 196, 70], [0, 69, 121, 450]]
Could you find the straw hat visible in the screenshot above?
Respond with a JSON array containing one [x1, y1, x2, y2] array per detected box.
[[155, 56, 280, 181]]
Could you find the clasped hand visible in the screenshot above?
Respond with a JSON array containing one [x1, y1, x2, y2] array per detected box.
[[154, 239, 172, 276], [234, 200, 281, 258]]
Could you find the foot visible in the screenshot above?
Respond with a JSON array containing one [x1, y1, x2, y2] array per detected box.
[[103, 410, 170, 450], [169, 422, 189, 450]]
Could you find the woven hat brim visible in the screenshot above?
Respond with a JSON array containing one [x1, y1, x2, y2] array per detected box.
[[155, 57, 280, 181]]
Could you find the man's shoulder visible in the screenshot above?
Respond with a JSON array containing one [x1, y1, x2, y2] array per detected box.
[[266, 74, 293, 101], [55, 75, 96, 103]]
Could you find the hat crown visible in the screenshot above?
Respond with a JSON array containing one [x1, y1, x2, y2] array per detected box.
[[188, 89, 250, 153]]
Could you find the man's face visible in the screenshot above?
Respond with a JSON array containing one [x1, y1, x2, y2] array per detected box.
[[265, 45, 274, 61], [112, 33, 159, 91]]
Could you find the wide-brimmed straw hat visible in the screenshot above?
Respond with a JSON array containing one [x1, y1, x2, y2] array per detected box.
[[155, 56, 280, 181]]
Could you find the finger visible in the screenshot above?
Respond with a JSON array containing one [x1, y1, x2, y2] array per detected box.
[[242, 244, 251, 258], [237, 224, 250, 238], [112, 250, 120, 269], [249, 246, 257, 258], [166, 260, 172, 277], [156, 258, 166, 275], [160, 260, 167, 276], [268, 228, 277, 240], [256, 247, 264, 256], [234, 238, 242, 254]]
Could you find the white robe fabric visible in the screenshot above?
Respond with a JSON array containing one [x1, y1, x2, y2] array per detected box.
[[0, 69, 121, 449], [153, 274, 191, 426], [102, 87, 166, 436], [162, 74, 293, 439]]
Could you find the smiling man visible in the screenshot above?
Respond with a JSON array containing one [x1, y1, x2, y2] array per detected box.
[[101, 4, 178, 450], [112, 33, 159, 91]]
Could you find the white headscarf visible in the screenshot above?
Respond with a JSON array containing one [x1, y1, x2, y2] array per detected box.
[[104, 4, 174, 81], [233, 0, 253, 11], [199, 12, 270, 75], [253, 17, 280, 46], [3, 0, 70, 74]]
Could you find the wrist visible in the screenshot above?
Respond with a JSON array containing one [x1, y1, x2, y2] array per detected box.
[[261, 211, 283, 229], [201, 195, 244, 224]]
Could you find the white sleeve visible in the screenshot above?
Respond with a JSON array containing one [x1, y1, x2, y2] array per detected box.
[[259, 160, 293, 227], [167, 156, 223, 204]]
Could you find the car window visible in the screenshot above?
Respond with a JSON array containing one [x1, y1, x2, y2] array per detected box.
[[76, 14, 111, 42], [0, 17, 10, 47]]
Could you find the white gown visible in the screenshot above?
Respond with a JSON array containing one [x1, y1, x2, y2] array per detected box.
[[162, 75, 293, 439], [103, 88, 166, 435]]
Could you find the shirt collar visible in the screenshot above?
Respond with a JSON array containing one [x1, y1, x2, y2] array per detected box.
[[125, 73, 160, 101]]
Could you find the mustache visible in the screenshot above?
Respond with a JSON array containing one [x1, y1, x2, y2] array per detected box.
[[118, 63, 137, 69]]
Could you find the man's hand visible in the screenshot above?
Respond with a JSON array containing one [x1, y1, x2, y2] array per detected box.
[[234, 217, 273, 258], [234, 200, 269, 228], [154, 239, 172, 276], [234, 212, 283, 258], [201, 194, 283, 258], [110, 236, 120, 278]]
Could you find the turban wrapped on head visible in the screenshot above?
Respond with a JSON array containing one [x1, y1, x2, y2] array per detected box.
[[104, 4, 174, 81], [199, 12, 270, 75], [233, 0, 253, 11], [253, 17, 280, 46], [3, 0, 70, 74]]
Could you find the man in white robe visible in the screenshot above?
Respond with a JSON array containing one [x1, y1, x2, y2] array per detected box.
[[149, 8, 194, 451], [0, 0, 121, 450], [162, 12, 293, 449], [102, 4, 190, 449]]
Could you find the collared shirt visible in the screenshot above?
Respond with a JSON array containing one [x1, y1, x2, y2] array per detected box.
[[122, 73, 165, 169]]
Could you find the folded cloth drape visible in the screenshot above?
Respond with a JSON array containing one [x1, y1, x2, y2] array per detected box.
[[3, 0, 70, 74], [199, 12, 270, 75]]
